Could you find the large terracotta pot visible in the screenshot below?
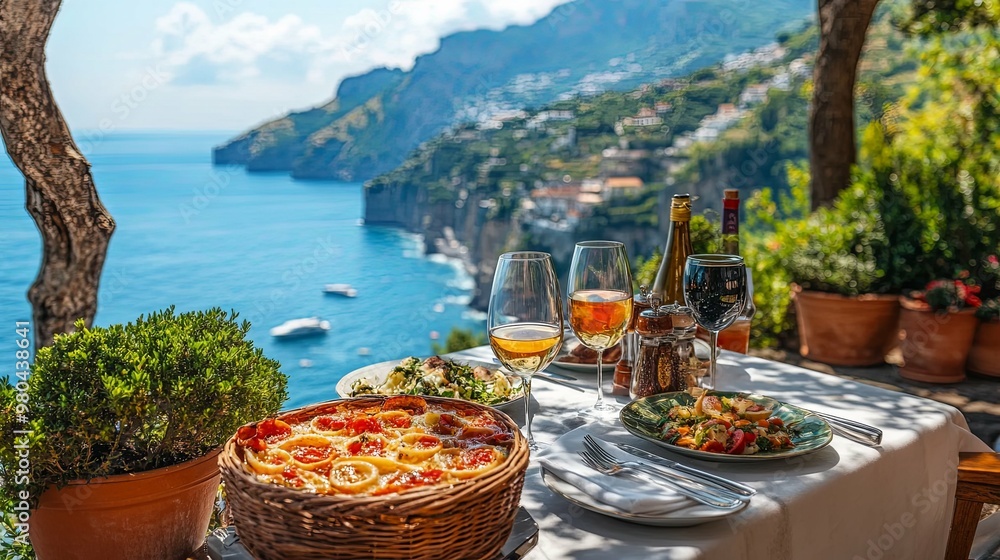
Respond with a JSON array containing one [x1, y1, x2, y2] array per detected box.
[[897, 298, 980, 383], [30, 449, 221, 560], [966, 321, 1000, 377], [792, 286, 901, 366]]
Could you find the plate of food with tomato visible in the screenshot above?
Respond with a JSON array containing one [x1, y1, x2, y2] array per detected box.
[[619, 389, 833, 462]]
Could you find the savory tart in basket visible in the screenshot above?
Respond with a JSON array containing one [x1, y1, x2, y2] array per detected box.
[[235, 395, 516, 496]]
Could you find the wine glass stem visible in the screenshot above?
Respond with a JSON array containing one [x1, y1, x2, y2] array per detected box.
[[595, 349, 606, 407], [523, 374, 535, 448], [707, 330, 719, 390]]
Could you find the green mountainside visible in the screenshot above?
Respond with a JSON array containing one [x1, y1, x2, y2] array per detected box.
[[214, 0, 813, 181], [362, 6, 918, 308]]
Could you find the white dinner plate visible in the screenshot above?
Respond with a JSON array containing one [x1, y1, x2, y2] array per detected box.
[[336, 358, 525, 412], [539, 467, 748, 527]]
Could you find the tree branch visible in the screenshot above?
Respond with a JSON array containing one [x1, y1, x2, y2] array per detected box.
[[0, 0, 115, 349], [809, 0, 880, 209]]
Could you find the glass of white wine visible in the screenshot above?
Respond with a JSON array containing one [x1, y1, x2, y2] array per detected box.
[[487, 251, 564, 451], [567, 241, 633, 420]]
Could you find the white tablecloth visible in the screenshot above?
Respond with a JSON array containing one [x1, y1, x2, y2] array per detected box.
[[450, 347, 991, 560]]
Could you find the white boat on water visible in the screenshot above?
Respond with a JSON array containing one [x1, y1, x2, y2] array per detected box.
[[270, 317, 330, 338], [323, 283, 358, 297]]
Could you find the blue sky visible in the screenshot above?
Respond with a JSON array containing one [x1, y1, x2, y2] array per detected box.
[[46, 0, 571, 132]]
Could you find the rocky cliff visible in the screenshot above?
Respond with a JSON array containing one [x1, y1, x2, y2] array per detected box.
[[365, 178, 520, 309]]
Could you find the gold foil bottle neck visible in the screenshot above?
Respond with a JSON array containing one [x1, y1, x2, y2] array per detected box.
[[669, 195, 692, 222]]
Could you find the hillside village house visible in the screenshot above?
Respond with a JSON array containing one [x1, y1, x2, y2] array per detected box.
[[692, 103, 746, 142], [739, 84, 769, 106], [602, 176, 644, 200], [526, 182, 604, 229], [526, 109, 575, 130], [622, 107, 663, 127]]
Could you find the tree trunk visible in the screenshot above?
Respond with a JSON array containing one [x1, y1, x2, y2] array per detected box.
[[0, 0, 115, 349], [809, 0, 879, 209]]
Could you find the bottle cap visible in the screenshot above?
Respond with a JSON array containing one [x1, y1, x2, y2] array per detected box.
[[723, 189, 740, 212], [669, 194, 692, 221]]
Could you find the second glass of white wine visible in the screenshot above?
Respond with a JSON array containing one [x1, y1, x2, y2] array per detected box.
[[487, 251, 564, 451]]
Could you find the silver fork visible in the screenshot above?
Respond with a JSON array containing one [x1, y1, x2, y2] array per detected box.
[[581, 437, 747, 504], [578, 446, 743, 509]]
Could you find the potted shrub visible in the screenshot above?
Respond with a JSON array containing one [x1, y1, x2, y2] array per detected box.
[[780, 133, 928, 367], [785, 202, 903, 367], [0, 307, 287, 560], [967, 298, 1000, 378], [898, 279, 981, 383]]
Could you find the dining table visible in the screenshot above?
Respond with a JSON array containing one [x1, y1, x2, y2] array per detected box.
[[447, 345, 992, 560]]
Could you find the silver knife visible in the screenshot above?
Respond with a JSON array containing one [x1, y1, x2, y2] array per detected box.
[[612, 441, 756, 497]]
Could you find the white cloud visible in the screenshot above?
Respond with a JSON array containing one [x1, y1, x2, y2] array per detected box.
[[152, 2, 334, 84], [135, 0, 574, 129], [483, 0, 572, 25], [152, 0, 573, 90]]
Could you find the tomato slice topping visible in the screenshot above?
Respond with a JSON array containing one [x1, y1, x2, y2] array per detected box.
[[460, 447, 495, 469], [257, 419, 293, 444], [315, 416, 347, 432], [383, 414, 412, 429], [347, 416, 383, 436], [373, 469, 443, 496], [238, 419, 291, 450], [725, 429, 746, 455], [291, 446, 333, 464], [415, 435, 440, 449]]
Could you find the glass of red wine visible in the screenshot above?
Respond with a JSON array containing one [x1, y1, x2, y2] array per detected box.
[[683, 254, 747, 390]]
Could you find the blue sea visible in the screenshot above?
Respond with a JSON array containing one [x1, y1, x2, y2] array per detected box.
[[0, 132, 484, 409]]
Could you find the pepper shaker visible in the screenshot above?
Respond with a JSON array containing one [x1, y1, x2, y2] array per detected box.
[[630, 297, 674, 399]]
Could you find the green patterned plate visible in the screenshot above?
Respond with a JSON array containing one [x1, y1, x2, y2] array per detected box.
[[620, 391, 833, 462]]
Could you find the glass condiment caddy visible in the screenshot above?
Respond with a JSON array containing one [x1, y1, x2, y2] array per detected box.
[[631, 302, 701, 399]]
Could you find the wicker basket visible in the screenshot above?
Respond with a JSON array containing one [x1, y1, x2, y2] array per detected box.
[[219, 396, 530, 560]]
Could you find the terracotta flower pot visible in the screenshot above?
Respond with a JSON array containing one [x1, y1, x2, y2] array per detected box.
[[30, 449, 221, 560], [792, 286, 901, 366], [966, 321, 1000, 378], [897, 298, 980, 383]]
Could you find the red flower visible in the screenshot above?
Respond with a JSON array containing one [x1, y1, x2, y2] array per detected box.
[[988, 255, 999, 266]]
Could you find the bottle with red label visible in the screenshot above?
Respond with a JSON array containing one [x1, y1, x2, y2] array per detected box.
[[717, 189, 755, 353]]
